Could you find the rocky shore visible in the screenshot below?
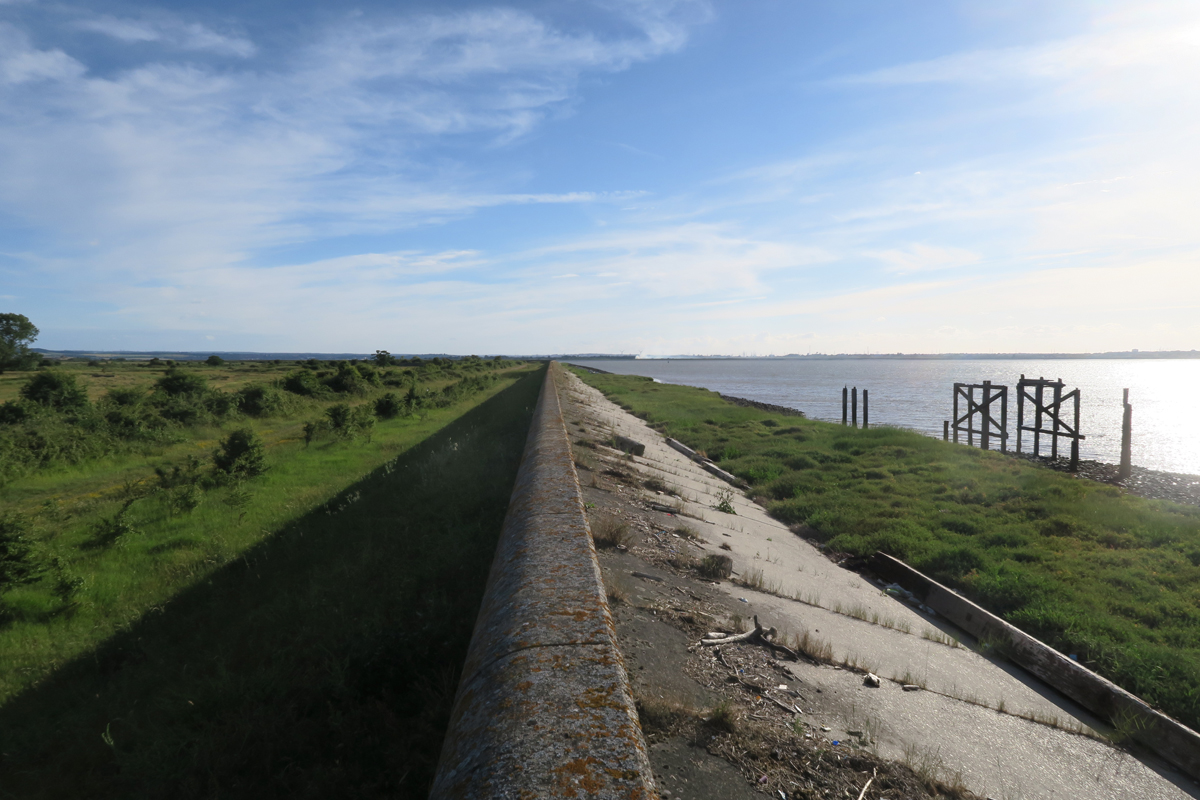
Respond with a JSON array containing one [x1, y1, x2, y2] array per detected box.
[[1011, 453, 1200, 508]]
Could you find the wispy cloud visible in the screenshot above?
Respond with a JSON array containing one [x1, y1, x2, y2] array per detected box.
[[75, 15, 256, 57]]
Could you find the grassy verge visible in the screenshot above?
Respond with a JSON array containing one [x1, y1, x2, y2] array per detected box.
[[570, 368, 1200, 731], [0, 363, 543, 798]]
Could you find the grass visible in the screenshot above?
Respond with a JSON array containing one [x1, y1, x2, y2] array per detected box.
[[0, 362, 543, 798], [589, 513, 632, 549], [571, 368, 1200, 731]]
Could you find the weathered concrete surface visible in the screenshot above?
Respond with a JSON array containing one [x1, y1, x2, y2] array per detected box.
[[430, 364, 656, 800], [873, 551, 1200, 783], [560, 367, 1199, 800]]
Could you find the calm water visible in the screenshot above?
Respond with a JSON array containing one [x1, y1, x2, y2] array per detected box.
[[568, 358, 1200, 476]]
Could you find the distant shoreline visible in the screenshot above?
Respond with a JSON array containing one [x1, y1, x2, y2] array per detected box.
[[34, 348, 1200, 362]]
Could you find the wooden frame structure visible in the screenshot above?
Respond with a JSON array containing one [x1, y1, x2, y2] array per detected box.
[[1015, 375, 1085, 470], [952, 380, 1008, 451]]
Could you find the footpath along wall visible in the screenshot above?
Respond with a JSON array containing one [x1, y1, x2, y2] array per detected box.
[[429, 363, 656, 799]]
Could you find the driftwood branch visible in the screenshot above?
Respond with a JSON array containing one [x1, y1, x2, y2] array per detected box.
[[700, 615, 813, 663], [856, 768, 877, 800]]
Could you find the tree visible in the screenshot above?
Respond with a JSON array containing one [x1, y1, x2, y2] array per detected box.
[[374, 349, 392, 367], [206, 355, 224, 366], [0, 314, 39, 374]]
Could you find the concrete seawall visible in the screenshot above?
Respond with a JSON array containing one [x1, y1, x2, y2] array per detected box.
[[872, 551, 1200, 783], [430, 363, 656, 799]]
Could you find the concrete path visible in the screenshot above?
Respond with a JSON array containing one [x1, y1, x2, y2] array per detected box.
[[560, 369, 1199, 800]]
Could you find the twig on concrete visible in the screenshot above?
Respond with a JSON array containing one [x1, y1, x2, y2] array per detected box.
[[855, 768, 876, 800]]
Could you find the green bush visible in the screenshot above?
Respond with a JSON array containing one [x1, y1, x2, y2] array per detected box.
[[0, 400, 35, 425], [0, 514, 37, 588], [374, 392, 404, 419], [104, 387, 145, 406], [236, 385, 289, 417], [156, 369, 208, 397], [20, 371, 89, 410], [283, 370, 323, 396], [213, 428, 268, 478]]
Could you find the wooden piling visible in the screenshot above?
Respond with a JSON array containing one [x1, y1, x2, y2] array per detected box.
[[981, 380, 991, 451], [851, 386, 858, 428], [943, 420, 949, 441], [1051, 380, 1062, 460], [1034, 380, 1044, 456], [1120, 389, 1133, 480], [1016, 374, 1024, 453], [863, 389, 869, 429], [1070, 387, 1080, 471], [952, 387, 959, 443], [1000, 385, 1008, 453], [842, 386, 847, 426]]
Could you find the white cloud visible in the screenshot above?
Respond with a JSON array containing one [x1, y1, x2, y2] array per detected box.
[[76, 15, 256, 57], [0, 24, 85, 85], [871, 243, 982, 273]]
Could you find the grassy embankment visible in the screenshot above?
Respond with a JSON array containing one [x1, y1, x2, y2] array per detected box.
[[0, 357, 543, 798], [571, 368, 1200, 732]]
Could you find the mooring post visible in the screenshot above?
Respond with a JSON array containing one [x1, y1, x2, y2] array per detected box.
[[943, 420, 949, 441], [842, 386, 848, 425], [1016, 375, 1024, 454], [863, 389, 869, 429], [1120, 389, 1133, 480], [1034, 380, 1044, 456], [981, 380, 991, 451], [967, 385, 975, 447], [1000, 386, 1008, 453], [1051, 380, 1062, 460], [851, 386, 858, 428], [952, 385, 959, 443], [1070, 387, 1080, 471]]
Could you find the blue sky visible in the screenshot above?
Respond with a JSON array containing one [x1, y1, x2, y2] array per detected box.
[[1, 0, 1198, 355]]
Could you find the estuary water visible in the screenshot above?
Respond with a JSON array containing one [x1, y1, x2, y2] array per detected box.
[[566, 358, 1200, 477]]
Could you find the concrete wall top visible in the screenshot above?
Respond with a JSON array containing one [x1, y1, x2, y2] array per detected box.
[[430, 363, 656, 799]]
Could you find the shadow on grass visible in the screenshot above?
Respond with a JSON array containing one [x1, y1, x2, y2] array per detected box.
[[0, 368, 543, 800]]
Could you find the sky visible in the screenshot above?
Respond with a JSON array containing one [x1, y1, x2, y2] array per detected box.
[[1, 0, 1198, 356]]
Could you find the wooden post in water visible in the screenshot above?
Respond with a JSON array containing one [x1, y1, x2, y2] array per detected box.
[[1120, 389, 1133, 480], [981, 380, 992, 451], [967, 385, 975, 447], [1016, 375, 1025, 454], [842, 386, 848, 425], [1034, 380, 1044, 456], [851, 387, 858, 428], [952, 387, 960, 443], [1000, 385, 1008, 453], [1051, 380, 1062, 460], [1070, 387, 1080, 471], [944, 420, 949, 441], [863, 389, 869, 429]]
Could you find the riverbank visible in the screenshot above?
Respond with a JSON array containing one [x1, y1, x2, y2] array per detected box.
[[560, 368, 1192, 799], [1015, 453, 1200, 508], [568, 367, 1200, 738]]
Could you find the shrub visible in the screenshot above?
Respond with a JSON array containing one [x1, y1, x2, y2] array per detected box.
[[236, 385, 288, 417], [0, 514, 37, 588], [0, 400, 34, 425], [590, 514, 631, 549], [283, 370, 323, 396], [20, 371, 89, 410], [326, 364, 370, 395], [213, 428, 267, 478], [698, 554, 733, 580], [104, 387, 145, 406], [156, 368, 208, 397], [374, 392, 404, 419]]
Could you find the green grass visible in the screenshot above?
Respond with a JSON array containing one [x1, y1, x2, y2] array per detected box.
[[572, 369, 1200, 730], [0, 363, 542, 798]]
